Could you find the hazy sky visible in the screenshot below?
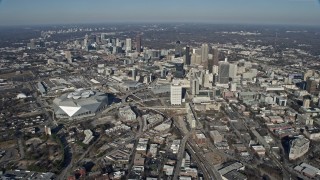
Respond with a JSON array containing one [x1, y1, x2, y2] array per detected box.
[[0, 0, 319, 26]]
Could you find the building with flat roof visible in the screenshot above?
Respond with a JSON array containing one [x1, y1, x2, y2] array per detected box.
[[217, 161, 245, 180], [294, 163, 320, 179], [170, 81, 182, 105], [210, 130, 223, 144], [2, 170, 55, 180], [218, 61, 230, 84], [83, 129, 94, 145], [289, 136, 310, 160], [171, 139, 181, 154], [119, 106, 136, 121]]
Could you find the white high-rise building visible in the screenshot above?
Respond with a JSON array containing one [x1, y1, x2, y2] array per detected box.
[[212, 65, 219, 75], [83, 34, 88, 50], [125, 38, 132, 52], [171, 82, 182, 105], [229, 63, 238, 79], [65, 51, 72, 63], [203, 73, 213, 88], [116, 38, 121, 47]]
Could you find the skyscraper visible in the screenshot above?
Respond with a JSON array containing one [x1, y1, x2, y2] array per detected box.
[[136, 34, 142, 53], [132, 68, 137, 81], [175, 41, 182, 57], [191, 78, 200, 95], [83, 34, 89, 49], [306, 78, 318, 95], [229, 63, 238, 80], [201, 43, 209, 66], [208, 57, 213, 74], [161, 68, 167, 78], [218, 62, 230, 84], [95, 35, 101, 44], [185, 46, 191, 65], [213, 48, 219, 66], [125, 38, 132, 52], [174, 62, 185, 78], [65, 51, 72, 63], [171, 82, 182, 105]]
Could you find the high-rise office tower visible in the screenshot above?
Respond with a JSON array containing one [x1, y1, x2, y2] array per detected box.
[[111, 38, 117, 46], [208, 54, 213, 73], [229, 63, 238, 80], [171, 82, 182, 105], [191, 54, 202, 65], [95, 35, 101, 44], [213, 48, 219, 66], [218, 62, 230, 84], [174, 62, 185, 78], [116, 38, 121, 47], [201, 43, 209, 66], [175, 41, 182, 57], [191, 78, 200, 95], [185, 46, 191, 65], [204, 73, 213, 88], [28, 39, 36, 49], [161, 68, 167, 78], [212, 65, 219, 75], [125, 38, 132, 52], [132, 68, 137, 81], [83, 34, 89, 47], [65, 51, 72, 63], [306, 78, 318, 95], [136, 34, 142, 53]]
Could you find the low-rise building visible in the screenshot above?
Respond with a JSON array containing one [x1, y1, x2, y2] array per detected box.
[[133, 153, 145, 172], [304, 128, 320, 140], [118, 106, 136, 121], [148, 144, 158, 157], [171, 140, 181, 154], [217, 161, 245, 180], [163, 165, 174, 176], [251, 145, 266, 157], [294, 163, 320, 179], [180, 167, 198, 178], [136, 138, 149, 154], [83, 129, 94, 144], [194, 132, 206, 145], [210, 130, 223, 144]]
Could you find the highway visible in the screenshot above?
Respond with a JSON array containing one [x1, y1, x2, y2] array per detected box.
[[186, 142, 223, 180], [120, 86, 148, 103], [172, 116, 223, 180]]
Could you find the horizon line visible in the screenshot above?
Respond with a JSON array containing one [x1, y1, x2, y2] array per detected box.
[[0, 21, 320, 28]]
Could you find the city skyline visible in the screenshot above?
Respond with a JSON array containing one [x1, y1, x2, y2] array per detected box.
[[0, 0, 320, 26]]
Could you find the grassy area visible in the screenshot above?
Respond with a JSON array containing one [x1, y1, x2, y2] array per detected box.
[[0, 140, 16, 149], [75, 141, 89, 149]]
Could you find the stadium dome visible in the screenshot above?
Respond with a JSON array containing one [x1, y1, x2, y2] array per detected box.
[[53, 89, 108, 119]]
